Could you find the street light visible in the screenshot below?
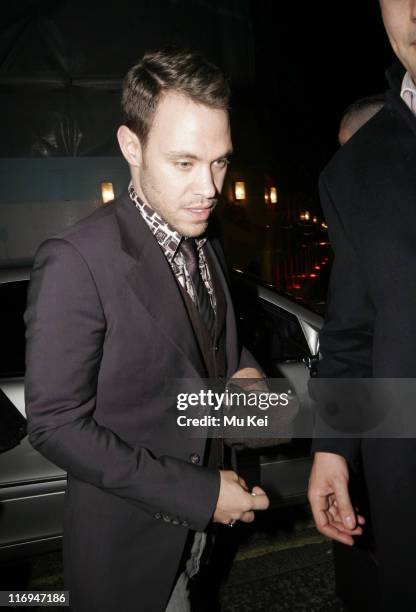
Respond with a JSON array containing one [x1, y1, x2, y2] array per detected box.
[[270, 187, 278, 204], [234, 181, 246, 201], [101, 182, 115, 203]]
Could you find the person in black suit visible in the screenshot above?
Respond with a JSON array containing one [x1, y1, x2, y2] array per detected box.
[[308, 1, 416, 609], [24, 48, 269, 612]]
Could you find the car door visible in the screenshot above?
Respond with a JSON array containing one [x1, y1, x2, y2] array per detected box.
[[0, 270, 66, 560], [229, 270, 323, 507]]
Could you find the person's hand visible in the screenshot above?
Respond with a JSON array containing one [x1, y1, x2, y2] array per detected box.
[[213, 470, 269, 525], [229, 367, 267, 391], [232, 367, 264, 379], [308, 452, 365, 546]]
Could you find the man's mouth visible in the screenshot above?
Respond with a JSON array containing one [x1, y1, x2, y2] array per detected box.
[[184, 201, 217, 220], [185, 207, 212, 220]]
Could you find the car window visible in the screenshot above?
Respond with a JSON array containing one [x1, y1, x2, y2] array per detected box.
[[0, 280, 28, 377], [231, 279, 310, 376]]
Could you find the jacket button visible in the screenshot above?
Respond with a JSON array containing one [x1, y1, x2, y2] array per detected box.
[[182, 520, 189, 527], [189, 453, 200, 464], [154, 512, 162, 519], [162, 514, 171, 522]]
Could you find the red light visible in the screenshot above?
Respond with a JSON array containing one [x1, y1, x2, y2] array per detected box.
[[292, 284, 301, 290], [314, 265, 320, 270], [309, 273, 317, 278]]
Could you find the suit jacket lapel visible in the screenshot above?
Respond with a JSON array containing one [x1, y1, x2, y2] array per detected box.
[[205, 241, 239, 376], [114, 192, 206, 377]]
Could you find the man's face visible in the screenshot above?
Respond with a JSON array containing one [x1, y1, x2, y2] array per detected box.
[[380, 0, 416, 81], [338, 121, 352, 146], [134, 92, 232, 238]]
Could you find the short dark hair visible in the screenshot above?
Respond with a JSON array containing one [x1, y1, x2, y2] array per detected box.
[[341, 93, 385, 130], [121, 47, 230, 145], [342, 93, 385, 120]]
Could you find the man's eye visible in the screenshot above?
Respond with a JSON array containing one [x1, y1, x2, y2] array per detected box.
[[215, 159, 230, 169], [175, 161, 192, 169]]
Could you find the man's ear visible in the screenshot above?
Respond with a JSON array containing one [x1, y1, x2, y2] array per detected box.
[[117, 125, 143, 167]]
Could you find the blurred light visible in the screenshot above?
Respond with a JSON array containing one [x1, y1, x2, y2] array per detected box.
[[319, 241, 328, 246], [264, 189, 270, 204], [304, 211, 310, 221], [234, 181, 246, 201], [314, 265, 321, 270], [309, 273, 317, 278], [321, 222, 328, 229], [101, 182, 115, 203], [300, 213, 305, 221], [292, 284, 301, 290], [313, 216, 318, 223], [270, 187, 278, 204]]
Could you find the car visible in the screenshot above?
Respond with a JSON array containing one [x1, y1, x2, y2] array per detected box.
[[0, 265, 322, 560], [0, 267, 66, 561]]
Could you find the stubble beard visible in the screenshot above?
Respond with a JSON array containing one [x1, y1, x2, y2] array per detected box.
[[139, 171, 217, 237]]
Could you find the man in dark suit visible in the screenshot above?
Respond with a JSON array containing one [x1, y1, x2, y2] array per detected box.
[[24, 48, 269, 612], [308, 1, 416, 609]]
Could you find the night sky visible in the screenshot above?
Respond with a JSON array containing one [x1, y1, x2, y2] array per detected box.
[[251, 1, 395, 174], [0, 1, 398, 207]]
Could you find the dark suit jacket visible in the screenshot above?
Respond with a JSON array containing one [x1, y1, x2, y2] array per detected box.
[[24, 191, 256, 612], [312, 62, 416, 468], [310, 64, 416, 607]]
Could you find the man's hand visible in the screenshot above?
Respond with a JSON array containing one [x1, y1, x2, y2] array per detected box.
[[213, 470, 269, 525], [230, 367, 267, 391], [308, 452, 365, 546]]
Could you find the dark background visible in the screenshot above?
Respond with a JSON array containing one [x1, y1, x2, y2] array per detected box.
[[254, 1, 394, 176], [0, 0, 395, 167], [0, 0, 397, 296]]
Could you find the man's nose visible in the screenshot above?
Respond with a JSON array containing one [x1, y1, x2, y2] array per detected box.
[[411, 0, 416, 22], [194, 166, 216, 199]]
